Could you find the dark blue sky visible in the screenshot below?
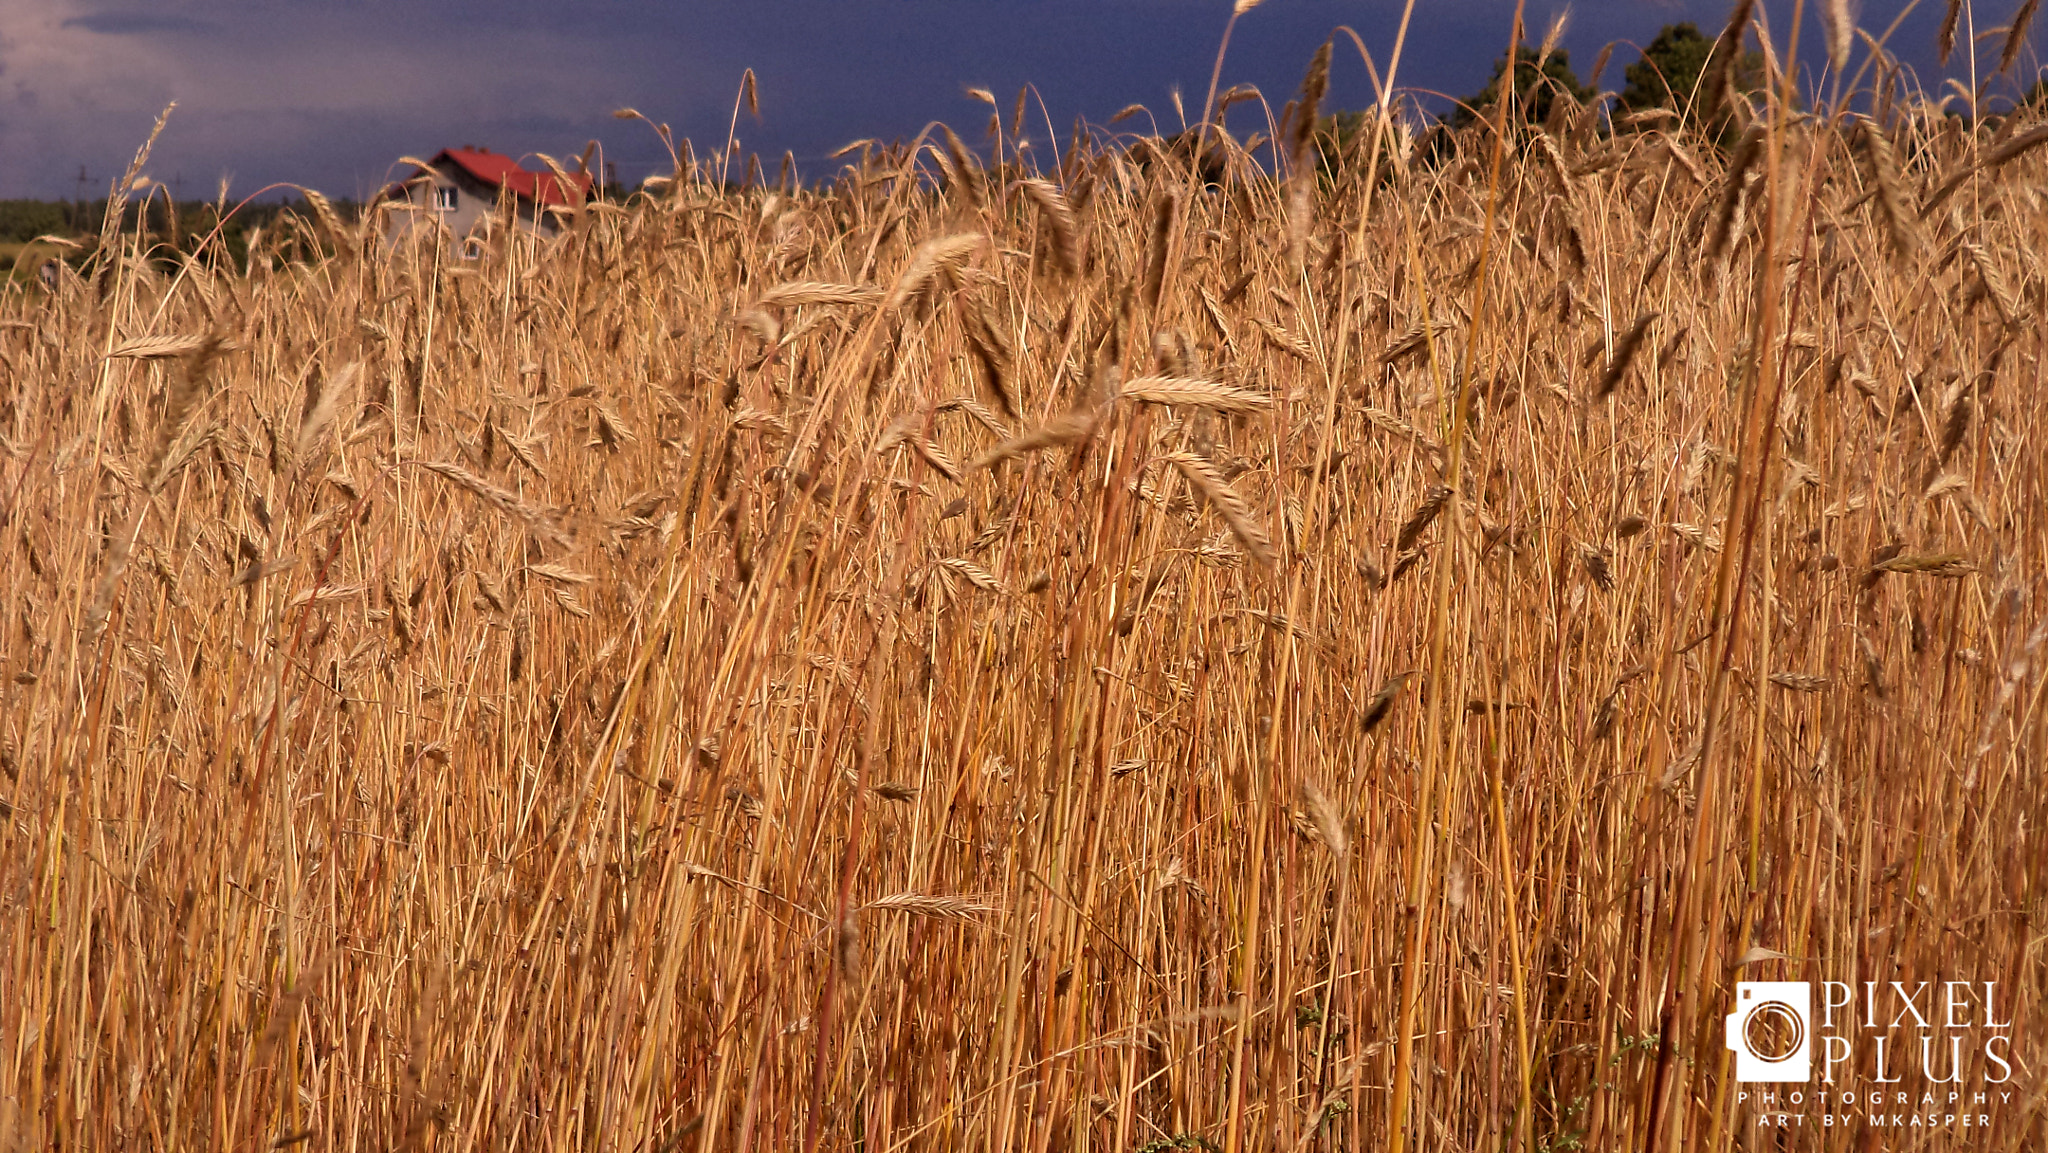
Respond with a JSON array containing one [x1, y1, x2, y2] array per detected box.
[[0, 1, 2034, 202]]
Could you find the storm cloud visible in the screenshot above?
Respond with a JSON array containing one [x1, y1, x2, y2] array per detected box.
[[0, 0, 2015, 201]]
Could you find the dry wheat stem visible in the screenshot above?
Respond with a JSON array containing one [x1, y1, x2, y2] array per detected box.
[[5, 39, 2046, 1153]]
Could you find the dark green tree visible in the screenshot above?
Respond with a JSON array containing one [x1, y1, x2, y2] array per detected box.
[[0, 200, 72, 243], [1617, 23, 1763, 136], [1447, 46, 1594, 130]]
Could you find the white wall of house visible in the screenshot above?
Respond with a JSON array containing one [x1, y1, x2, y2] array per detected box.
[[383, 167, 558, 249], [384, 172, 481, 246]]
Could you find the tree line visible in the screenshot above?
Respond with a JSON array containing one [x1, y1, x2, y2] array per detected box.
[[1316, 21, 2047, 167], [0, 196, 364, 248]]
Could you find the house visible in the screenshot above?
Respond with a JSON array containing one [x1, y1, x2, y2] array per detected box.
[[380, 147, 595, 245]]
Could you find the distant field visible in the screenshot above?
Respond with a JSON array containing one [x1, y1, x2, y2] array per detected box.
[[3, 47, 2046, 1153]]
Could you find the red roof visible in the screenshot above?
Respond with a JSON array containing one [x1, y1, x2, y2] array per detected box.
[[389, 148, 594, 206]]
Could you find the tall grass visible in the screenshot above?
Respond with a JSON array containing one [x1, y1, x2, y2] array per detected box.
[[3, 22, 2047, 1152]]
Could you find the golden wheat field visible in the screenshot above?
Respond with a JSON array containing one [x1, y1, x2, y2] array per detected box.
[[5, 29, 2048, 1152]]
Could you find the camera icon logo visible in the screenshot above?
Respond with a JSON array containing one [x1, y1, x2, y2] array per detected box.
[[1725, 982, 1811, 1082]]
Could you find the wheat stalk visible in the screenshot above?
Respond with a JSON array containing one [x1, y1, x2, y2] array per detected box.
[[1164, 450, 1277, 566]]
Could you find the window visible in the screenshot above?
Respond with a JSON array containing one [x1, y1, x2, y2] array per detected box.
[[434, 186, 458, 212]]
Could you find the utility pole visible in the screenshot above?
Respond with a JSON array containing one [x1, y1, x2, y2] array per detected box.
[[74, 165, 91, 234]]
